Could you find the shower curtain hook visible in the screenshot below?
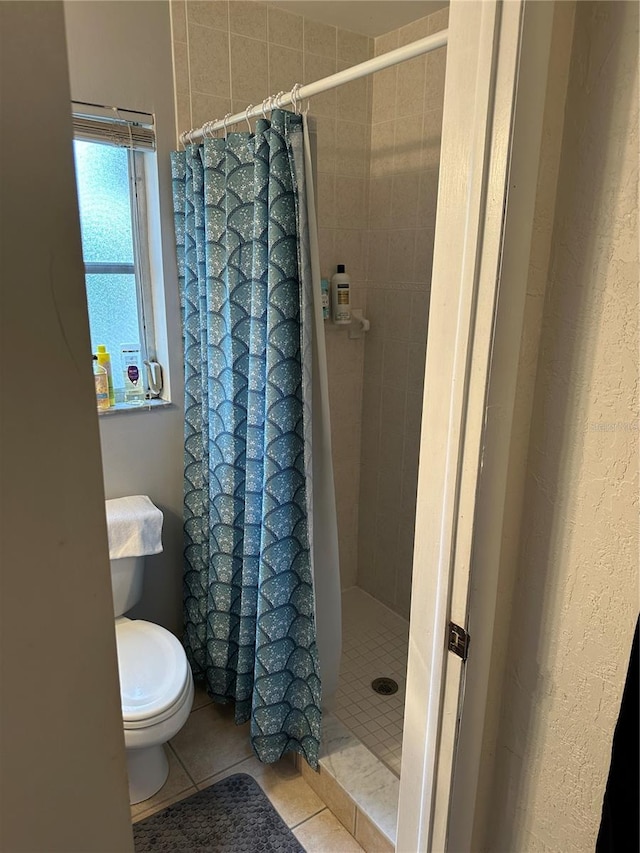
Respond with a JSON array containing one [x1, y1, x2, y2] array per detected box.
[[290, 83, 302, 116], [222, 113, 232, 140], [244, 105, 254, 133], [274, 91, 286, 110], [261, 97, 271, 120]]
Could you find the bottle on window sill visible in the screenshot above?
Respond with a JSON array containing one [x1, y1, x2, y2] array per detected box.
[[96, 344, 115, 406], [120, 343, 146, 405], [93, 355, 110, 411]]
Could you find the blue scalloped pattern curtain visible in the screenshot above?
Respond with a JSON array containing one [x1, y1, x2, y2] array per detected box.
[[171, 110, 321, 768]]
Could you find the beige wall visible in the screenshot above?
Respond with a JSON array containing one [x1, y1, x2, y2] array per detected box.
[[0, 3, 133, 850], [170, 0, 373, 588], [357, 6, 447, 617], [483, 2, 639, 849]]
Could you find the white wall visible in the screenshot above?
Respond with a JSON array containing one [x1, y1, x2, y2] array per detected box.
[[483, 2, 639, 849], [64, 0, 184, 632], [0, 3, 133, 849]]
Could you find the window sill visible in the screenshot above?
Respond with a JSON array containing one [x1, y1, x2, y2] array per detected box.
[[97, 399, 173, 417]]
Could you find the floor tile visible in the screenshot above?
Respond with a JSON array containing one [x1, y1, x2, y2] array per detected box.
[[293, 809, 365, 852], [197, 754, 325, 828], [170, 701, 253, 783], [130, 745, 196, 822], [191, 683, 213, 711]]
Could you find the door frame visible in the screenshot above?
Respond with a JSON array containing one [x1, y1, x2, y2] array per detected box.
[[396, 1, 557, 850]]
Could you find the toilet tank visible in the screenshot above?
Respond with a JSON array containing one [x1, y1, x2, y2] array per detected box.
[[105, 495, 164, 617], [110, 556, 145, 617]]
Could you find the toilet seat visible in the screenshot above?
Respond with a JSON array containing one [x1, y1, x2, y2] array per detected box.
[[115, 619, 189, 726]]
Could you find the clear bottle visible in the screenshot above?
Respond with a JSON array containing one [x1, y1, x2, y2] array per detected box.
[[96, 344, 115, 406], [93, 355, 110, 411], [120, 343, 146, 405]]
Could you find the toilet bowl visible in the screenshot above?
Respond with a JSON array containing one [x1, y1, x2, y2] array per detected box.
[[106, 496, 194, 805], [116, 617, 194, 804]]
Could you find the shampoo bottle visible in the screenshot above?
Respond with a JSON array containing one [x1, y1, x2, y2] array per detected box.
[[120, 343, 146, 404], [93, 356, 110, 411], [331, 264, 351, 324], [96, 344, 115, 406]]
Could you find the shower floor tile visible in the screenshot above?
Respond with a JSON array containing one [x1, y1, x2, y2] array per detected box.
[[334, 587, 409, 777]]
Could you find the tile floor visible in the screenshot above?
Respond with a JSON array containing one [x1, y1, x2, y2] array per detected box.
[[131, 686, 365, 852], [333, 588, 410, 777]]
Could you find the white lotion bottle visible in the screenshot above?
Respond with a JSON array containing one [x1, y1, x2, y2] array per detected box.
[[331, 264, 351, 324]]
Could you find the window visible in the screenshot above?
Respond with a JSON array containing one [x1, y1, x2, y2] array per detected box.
[[72, 103, 162, 403]]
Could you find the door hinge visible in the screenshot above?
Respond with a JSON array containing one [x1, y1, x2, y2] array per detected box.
[[448, 622, 470, 661]]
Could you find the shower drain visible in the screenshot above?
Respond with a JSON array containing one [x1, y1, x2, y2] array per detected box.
[[371, 677, 399, 696]]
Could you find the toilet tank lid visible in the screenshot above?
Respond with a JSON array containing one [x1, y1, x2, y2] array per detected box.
[[105, 495, 163, 559], [116, 620, 188, 721]]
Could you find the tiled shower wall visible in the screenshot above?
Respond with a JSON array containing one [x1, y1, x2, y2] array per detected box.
[[169, 2, 448, 609], [170, 0, 373, 588], [358, 8, 448, 618]]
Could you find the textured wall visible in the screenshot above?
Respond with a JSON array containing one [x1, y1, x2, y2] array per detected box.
[[485, 2, 639, 849], [170, 0, 372, 588], [357, 6, 447, 618]]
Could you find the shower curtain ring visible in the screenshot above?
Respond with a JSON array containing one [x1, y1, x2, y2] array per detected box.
[[274, 91, 286, 110], [222, 113, 232, 139], [244, 105, 254, 133], [291, 83, 302, 115], [261, 97, 271, 120]]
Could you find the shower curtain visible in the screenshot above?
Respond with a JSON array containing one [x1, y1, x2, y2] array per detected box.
[[171, 109, 339, 769]]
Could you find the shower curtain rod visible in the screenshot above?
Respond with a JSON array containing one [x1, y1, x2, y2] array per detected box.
[[180, 28, 448, 145]]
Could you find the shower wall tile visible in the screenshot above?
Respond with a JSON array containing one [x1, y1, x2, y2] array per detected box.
[[303, 18, 337, 60], [396, 56, 427, 118], [357, 8, 446, 618], [368, 176, 392, 229], [304, 53, 337, 118], [229, 1, 266, 40], [413, 228, 435, 283], [191, 93, 231, 128], [335, 120, 368, 178], [335, 176, 367, 229], [230, 34, 269, 103], [173, 40, 190, 96], [337, 29, 371, 65], [334, 229, 366, 281], [187, 1, 228, 31], [388, 229, 416, 281], [427, 5, 450, 35], [371, 66, 397, 124], [336, 66, 369, 125], [317, 172, 336, 228], [267, 5, 302, 50], [268, 45, 303, 97], [417, 167, 439, 228], [393, 113, 424, 173], [424, 49, 447, 112], [391, 172, 420, 228], [188, 23, 230, 97], [369, 119, 396, 178], [398, 15, 429, 47], [374, 29, 399, 57]]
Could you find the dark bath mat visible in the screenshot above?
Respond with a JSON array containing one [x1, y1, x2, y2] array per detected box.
[[133, 773, 305, 852]]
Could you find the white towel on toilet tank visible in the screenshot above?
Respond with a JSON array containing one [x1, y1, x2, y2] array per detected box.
[[105, 495, 163, 559]]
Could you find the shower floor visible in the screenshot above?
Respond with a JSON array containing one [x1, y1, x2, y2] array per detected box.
[[333, 587, 410, 777]]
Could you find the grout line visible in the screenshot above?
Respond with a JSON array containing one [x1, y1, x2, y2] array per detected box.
[[290, 806, 329, 832], [167, 742, 198, 787]]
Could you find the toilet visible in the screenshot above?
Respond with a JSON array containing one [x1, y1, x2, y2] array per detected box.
[[106, 496, 194, 805]]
